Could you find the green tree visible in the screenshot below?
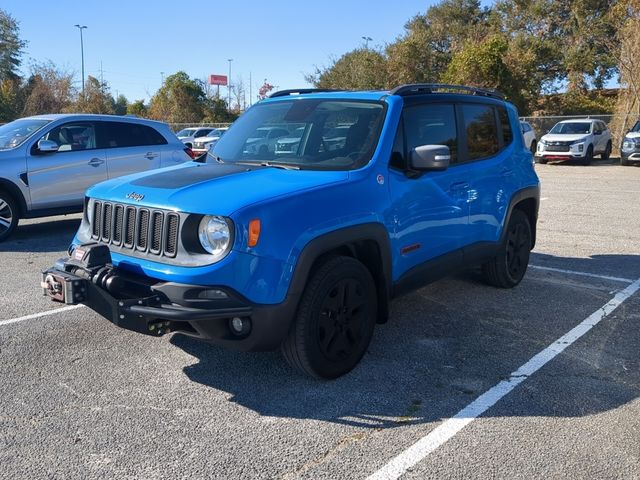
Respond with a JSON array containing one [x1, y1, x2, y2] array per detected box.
[[21, 61, 75, 116], [73, 76, 115, 114], [114, 94, 128, 115], [0, 9, 26, 82], [126, 99, 147, 116], [148, 71, 208, 123], [307, 48, 389, 90]]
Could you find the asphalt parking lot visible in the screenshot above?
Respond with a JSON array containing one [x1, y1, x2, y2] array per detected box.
[[1, 158, 639, 479]]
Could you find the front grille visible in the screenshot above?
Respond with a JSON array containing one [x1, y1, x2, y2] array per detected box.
[[90, 201, 179, 258], [546, 144, 570, 152]]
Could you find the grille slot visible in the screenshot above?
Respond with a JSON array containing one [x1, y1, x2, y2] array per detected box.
[[101, 203, 112, 242], [112, 205, 124, 245], [88, 201, 180, 259], [164, 214, 179, 257], [136, 209, 150, 251], [149, 212, 164, 254], [92, 202, 102, 239]]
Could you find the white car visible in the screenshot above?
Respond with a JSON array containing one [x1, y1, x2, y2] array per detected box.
[[520, 121, 537, 154], [191, 127, 229, 156], [175, 127, 217, 149], [620, 120, 640, 166], [535, 119, 612, 165], [243, 127, 290, 155]]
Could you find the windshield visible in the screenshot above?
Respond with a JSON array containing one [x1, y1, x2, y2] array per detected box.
[[211, 99, 385, 170], [176, 128, 197, 137], [0, 118, 51, 150], [550, 122, 591, 135]]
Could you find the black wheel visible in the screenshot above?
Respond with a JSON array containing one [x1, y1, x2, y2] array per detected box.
[[601, 141, 612, 160], [530, 140, 537, 155], [258, 144, 269, 156], [537, 157, 548, 164], [582, 145, 593, 165], [482, 209, 531, 288], [281, 256, 377, 379], [621, 156, 630, 166], [0, 191, 19, 242]]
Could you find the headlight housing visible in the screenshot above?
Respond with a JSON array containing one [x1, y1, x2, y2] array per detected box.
[[570, 141, 585, 153], [198, 215, 233, 261]]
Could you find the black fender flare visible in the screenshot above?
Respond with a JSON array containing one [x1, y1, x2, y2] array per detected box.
[[502, 185, 540, 248], [286, 222, 393, 322]]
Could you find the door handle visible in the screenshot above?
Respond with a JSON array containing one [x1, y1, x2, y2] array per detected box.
[[450, 182, 469, 191], [88, 158, 104, 167], [145, 152, 159, 160]]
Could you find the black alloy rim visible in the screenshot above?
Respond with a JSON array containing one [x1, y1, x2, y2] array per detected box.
[[317, 278, 368, 362], [506, 222, 529, 279]]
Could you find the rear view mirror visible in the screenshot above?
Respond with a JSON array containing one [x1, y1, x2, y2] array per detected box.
[[410, 144, 450, 171], [37, 139, 59, 153]]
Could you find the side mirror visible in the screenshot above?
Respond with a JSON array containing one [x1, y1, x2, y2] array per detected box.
[[410, 144, 450, 171], [37, 139, 59, 153]]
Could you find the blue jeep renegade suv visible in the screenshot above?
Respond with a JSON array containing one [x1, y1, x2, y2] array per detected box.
[[43, 84, 540, 379]]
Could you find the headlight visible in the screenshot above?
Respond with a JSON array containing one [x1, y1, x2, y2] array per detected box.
[[539, 139, 547, 145], [86, 199, 94, 223], [570, 142, 584, 153], [198, 215, 232, 260]]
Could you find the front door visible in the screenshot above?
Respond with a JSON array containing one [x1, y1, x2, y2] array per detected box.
[[27, 121, 107, 210], [388, 102, 470, 279]]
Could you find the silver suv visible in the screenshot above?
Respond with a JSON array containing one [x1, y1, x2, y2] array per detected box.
[[0, 114, 192, 241]]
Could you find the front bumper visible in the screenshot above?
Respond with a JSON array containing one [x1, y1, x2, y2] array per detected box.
[[621, 149, 640, 162], [42, 244, 297, 351]]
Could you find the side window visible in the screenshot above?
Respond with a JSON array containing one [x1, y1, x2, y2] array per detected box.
[[195, 129, 209, 138], [498, 107, 513, 146], [105, 122, 167, 148], [403, 103, 458, 163], [43, 122, 97, 152], [463, 104, 499, 160]]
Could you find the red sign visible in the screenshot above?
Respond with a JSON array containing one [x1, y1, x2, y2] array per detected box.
[[209, 74, 228, 86]]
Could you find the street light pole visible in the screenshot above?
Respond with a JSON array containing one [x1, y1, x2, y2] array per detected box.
[[74, 25, 87, 97], [227, 58, 233, 110], [362, 36, 372, 49]]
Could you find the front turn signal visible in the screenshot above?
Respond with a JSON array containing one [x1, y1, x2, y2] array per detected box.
[[248, 219, 261, 247]]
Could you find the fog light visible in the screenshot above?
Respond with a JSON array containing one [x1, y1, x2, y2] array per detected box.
[[229, 316, 251, 336]]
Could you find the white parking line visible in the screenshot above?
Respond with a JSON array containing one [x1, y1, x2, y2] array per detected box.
[[367, 277, 640, 480], [530, 265, 634, 283], [0, 305, 84, 327]]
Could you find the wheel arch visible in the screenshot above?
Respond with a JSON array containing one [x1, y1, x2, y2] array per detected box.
[[288, 223, 393, 324], [503, 186, 540, 249], [0, 178, 27, 217]]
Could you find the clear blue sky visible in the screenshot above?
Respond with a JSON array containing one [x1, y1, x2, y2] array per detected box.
[[3, 0, 476, 103]]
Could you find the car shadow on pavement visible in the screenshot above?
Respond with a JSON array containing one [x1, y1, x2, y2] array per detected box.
[[0, 217, 80, 253], [538, 157, 621, 167], [171, 253, 640, 429]]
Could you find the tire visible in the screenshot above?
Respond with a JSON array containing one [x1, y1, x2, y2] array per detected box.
[[601, 141, 612, 160], [537, 157, 548, 165], [582, 145, 593, 165], [621, 156, 630, 166], [0, 191, 19, 242], [281, 256, 377, 379], [530, 140, 537, 155], [482, 209, 532, 289]]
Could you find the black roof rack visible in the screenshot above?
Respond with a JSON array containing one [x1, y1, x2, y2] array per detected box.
[[269, 88, 345, 98], [390, 83, 505, 100]]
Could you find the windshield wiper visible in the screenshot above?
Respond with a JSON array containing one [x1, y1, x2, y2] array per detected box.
[[237, 161, 300, 170], [205, 151, 225, 164]]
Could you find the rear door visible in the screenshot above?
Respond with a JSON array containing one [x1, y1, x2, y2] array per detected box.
[[27, 121, 107, 210], [102, 121, 166, 178]]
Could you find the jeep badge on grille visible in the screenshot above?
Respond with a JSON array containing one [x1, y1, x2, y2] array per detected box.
[[126, 192, 145, 202]]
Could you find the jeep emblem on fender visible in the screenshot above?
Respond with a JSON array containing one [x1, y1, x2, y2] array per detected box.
[[126, 192, 145, 202]]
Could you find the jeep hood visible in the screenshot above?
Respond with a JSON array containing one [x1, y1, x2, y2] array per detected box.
[[86, 162, 349, 215], [541, 134, 589, 143]]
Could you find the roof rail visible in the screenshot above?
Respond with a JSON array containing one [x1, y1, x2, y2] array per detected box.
[[390, 83, 505, 100], [269, 88, 345, 98]]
